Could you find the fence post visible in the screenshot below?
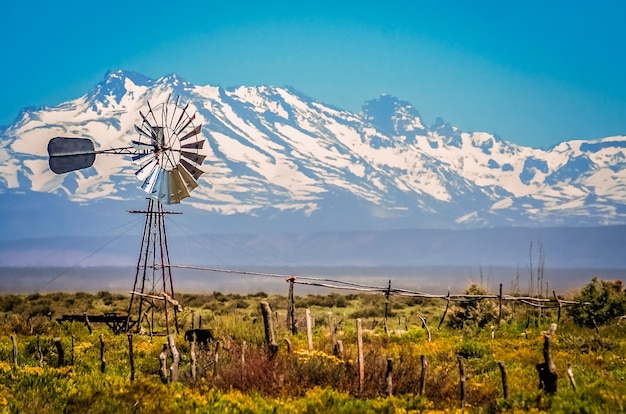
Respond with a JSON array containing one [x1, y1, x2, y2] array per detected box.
[[71, 335, 75, 366], [498, 283, 503, 323], [10, 335, 18, 369], [386, 358, 393, 397], [159, 343, 168, 383], [99, 334, 106, 373], [54, 337, 64, 367], [458, 356, 467, 408], [190, 333, 197, 381], [498, 361, 508, 399], [36, 335, 43, 367], [419, 316, 431, 342], [384, 280, 391, 336], [438, 288, 451, 330], [306, 308, 313, 352], [567, 363, 577, 391], [287, 277, 297, 334], [357, 318, 364, 396], [536, 323, 558, 394], [168, 334, 180, 382], [328, 312, 338, 352], [420, 355, 427, 396], [84, 312, 93, 335], [553, 291, 563, 322], [128, 334, 135, 382], [260, 301, 278, 357]]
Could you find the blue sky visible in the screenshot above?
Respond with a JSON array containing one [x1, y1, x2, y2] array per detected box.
[[2, 0, 626, 149]]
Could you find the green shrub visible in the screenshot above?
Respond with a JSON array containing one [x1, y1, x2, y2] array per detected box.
[[569, 277, 626, 327]]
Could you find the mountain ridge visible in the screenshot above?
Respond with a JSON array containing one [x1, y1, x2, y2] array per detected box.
[[1, 69, 626, 235]]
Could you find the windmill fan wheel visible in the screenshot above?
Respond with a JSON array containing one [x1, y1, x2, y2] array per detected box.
[[132, 96, 206, 204]]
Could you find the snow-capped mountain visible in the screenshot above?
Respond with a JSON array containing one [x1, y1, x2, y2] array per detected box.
[[2, 69, 626, 233]]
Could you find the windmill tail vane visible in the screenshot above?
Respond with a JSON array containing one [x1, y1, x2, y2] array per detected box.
[[46, 95, 207, 205]]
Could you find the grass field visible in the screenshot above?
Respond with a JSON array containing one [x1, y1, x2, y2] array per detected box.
[[0, 278, 625, 413]]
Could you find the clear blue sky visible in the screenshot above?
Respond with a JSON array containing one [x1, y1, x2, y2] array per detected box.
[[2, 0, 626, 148]]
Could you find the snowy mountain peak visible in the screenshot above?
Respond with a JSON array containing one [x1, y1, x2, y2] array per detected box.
[[1, 71, 626, 230]]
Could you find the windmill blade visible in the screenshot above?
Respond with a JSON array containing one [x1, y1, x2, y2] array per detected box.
[[157, 170, 171, 204], [181, 139, 205, 150], [180, 151, 206, 166], [140, 165, 162, 195], [175, 164, 199, 192], [180, 158, 205, 180], [135, 158, 158, 182], [174, 112, 196, 135], [179, 125, 202, 142], [131, 140, 157, 151], [134, 124, 155, 141], [172, 102, 190, 132], [47, 137, 96, 174], [132, 151, 153, 162], [166, 169, 190, 204]]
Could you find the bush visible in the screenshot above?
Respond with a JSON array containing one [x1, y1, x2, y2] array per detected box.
[[569, 277, 626, 327]]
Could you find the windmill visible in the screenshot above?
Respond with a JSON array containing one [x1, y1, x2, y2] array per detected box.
[[47, 95, 206, 334]]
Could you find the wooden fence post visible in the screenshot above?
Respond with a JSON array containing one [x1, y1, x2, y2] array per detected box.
[[536, 323, 558, 394], [36, 335, 43, 367], [71, 335, 75, 366], [168, 334, 179, 382], [498, 361, 508, 399], [190, 333, 197, 381], [99, 334, 106, 373], [438, 288, 451, 330], [260, 301, 278, 357], [458, 356, 467, 408], [567, 363, 577, 391], [159, 343, 168, 383], [498, 283, 503, 323], [84, 312, 92, 335], [10, 335, 18, 369], [357, 318, 364, 396], [386, 358, 393, 397], [420, 355, 427, 396], [128, 334, 135, 382], [287, 277, 297, 335], [213, 341, 220, 379], [553, 291, 563, 322], [419, 316, 431, 342], [54, 337, 64, 367], [306, 308, 313, 352], [328, 312, 338, 353], [384, 280, 391, 335]]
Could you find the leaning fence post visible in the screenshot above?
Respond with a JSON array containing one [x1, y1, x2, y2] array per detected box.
[[10, 335, 18, 369], [36, 335, 43, 367], [260, 301, 278, 357], [419, 316, 431, 342], [567, 363, 577, 391], [357, 318, 365, 396], [438, 288, 451, 330], [84, 312, 93, 335]]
